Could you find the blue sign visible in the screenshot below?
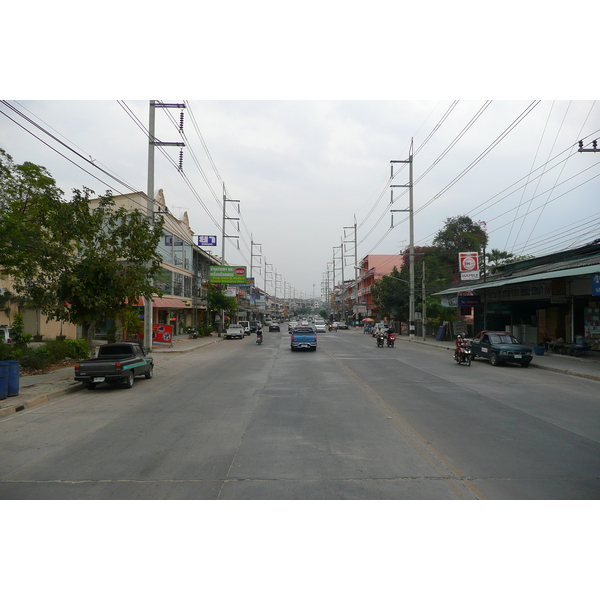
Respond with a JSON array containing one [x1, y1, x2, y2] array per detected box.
[[592, 273, 600, 296], [197, 235, 217, 247]]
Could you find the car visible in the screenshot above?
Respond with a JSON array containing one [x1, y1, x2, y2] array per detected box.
[[224, 324, 245, 339], [238, 321, 251, 335], [469, 330, 533, 367], [0, 326, 14, 345], [249, 321, 260, 333], [337, 322, 349, 330], [269, 323, 280, 332], [314, 321, 327, 333], [288, 321, 299, 333]]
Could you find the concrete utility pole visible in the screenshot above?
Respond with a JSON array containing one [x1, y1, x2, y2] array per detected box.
[[145, 100, 185, 353], [391, 139, 415, 339], [344, 216, 357, 323], [220, 182, 240, 336]]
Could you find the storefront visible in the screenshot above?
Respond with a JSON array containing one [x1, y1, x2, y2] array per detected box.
[[438, 263, 600, 347]]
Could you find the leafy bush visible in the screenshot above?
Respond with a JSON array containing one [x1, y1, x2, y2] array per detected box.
[[43, 338, 90, 361], [11, 313, 32, 348], [0, 341, 12, 361], [20, 346, 52, 370]]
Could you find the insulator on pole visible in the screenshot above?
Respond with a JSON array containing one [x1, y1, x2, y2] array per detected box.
[[178, 148, 183, 171], [180, 110, 184, 133]]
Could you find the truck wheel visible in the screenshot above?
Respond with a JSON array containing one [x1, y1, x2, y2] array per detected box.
[[144, 364, 154, 379], [124, 371, 134, 388], [490, 352, 500, 366]]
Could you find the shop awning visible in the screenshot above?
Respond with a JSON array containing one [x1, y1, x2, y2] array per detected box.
[[434, 264, 600, 296], [133, 297, 189, 308]]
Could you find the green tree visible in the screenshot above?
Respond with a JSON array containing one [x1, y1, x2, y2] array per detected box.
[[1, 150, 164, 351], [433, 215, 488, 277], [371, 266, 409, 321]]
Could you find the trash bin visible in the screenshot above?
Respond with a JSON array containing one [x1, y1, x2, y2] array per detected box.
[[533, 344, 545, 356], [0, 362, 8, 401], [6, 360, 20, 396]]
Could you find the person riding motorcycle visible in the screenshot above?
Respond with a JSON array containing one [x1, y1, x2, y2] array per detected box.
[[455, 334, 467, 359], [256, 325, 263, 344], [376, 329, 385, 346]]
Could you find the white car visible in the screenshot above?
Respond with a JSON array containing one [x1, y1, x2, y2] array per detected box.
[[225, 324, 244, 339], [314, 321, 327, 333], [0, 326, 14, 345]]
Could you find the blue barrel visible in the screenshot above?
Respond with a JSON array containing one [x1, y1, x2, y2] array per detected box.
[[0, 362, 8, 401], [6, 360, 20, 396]]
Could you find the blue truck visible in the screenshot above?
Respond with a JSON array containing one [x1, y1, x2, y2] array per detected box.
[[290, 326, 317, 351]]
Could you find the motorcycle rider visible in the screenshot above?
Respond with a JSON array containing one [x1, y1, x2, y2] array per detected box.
[[455, 334, 466, 360], [376, 328, 385, 346], [256, 324, 263, 344]]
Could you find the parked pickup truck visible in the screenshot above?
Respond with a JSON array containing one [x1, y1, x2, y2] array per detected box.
[[290, 326, 317, 351], [74, 342, 154, 389]]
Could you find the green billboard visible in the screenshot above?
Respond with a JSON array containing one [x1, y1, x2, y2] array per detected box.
[[209, 265, 248, 284]]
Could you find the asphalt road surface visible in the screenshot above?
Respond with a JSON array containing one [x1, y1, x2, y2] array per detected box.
[[1, 329, 599, 499]]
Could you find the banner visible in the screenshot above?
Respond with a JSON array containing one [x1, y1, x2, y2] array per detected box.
[[209, 266, 247, 284], [459, 252, 480, 280]]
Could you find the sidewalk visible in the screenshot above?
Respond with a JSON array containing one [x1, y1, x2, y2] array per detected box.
[[0, 335, 224, 419]]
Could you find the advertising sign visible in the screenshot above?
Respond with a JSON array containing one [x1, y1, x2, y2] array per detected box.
[[459, 252, 480, 280], [224, 286, 237, 297], [152, 324, 173, 344], [209, 265, 247, 284], [593, 273, 600, 297], [197, 235, 217, 247]]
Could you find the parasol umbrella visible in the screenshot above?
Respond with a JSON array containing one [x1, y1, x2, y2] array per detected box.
[[362, 318, 374, 322]]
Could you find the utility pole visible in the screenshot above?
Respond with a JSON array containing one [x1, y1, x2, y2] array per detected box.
[[391, 139, 415, 339], [220, 182, 239, 336], [145, 100, 185, 353], [344, 216, 357, 324], [422, 260, 426, 341]]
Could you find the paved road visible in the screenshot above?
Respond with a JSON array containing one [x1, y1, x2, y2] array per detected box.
[[1, 329, 599, 499]]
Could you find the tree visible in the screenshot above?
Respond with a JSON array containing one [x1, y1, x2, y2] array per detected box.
[[1, 150, 164, 351], [433, 215, 488, 277], [371, 267, 409, 321]]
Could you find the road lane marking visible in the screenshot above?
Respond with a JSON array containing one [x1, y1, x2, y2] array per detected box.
[[322, 346, 489, 500]]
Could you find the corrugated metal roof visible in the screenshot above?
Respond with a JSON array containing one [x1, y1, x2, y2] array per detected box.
[[435, 263, 600, 296]]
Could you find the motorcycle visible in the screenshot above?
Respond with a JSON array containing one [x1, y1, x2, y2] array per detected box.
[[256, 331, 263, 344], [376, 334, 385, 347], [386, 332, 396, 348], [454, 342, 472, 366]]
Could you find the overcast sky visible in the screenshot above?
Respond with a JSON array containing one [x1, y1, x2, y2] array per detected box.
[[2, 99, 599, 298], [3, 4, 599, 301]]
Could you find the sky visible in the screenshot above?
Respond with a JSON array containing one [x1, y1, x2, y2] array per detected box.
[[2, 99, 599, 300], [3, 4, 599, 303]]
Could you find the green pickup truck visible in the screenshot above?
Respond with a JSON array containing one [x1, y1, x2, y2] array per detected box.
[[74, 342, 154, 389]]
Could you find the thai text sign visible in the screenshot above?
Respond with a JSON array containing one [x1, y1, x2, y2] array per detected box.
[[209, 265, 247, 284], [197, 235, 217, 246], [459, 252, 480, 280]]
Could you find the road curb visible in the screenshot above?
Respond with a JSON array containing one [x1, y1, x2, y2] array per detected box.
[[0, 382, 85, 419]]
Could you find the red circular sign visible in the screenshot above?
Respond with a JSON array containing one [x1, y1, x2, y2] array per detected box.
[[234, 267, 246, 275]]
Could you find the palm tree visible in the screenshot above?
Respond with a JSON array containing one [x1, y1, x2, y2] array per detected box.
[[486, 249, 515, 274]]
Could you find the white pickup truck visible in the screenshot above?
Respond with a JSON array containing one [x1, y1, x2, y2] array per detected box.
[[225, 324, 244, 339]]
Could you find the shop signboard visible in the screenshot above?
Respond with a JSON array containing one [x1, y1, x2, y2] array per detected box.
[[209, 266, 247, 284], [197, 235, 217, 247], [593, 273, 600, 296], [459, 252, 480, 280]]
